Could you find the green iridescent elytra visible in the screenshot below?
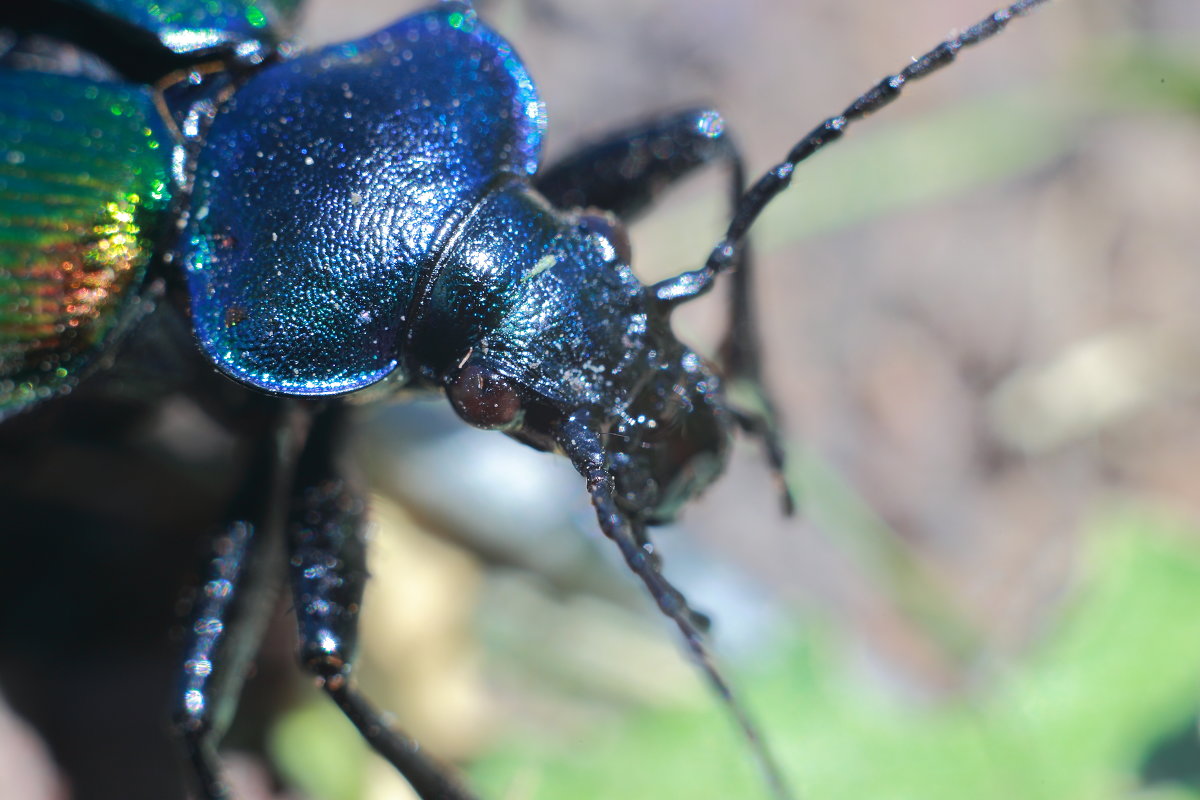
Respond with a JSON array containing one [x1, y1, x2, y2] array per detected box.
[[0, 71, 171, 417], [0, 0, 302, 418], [80, 0, 302, 53]]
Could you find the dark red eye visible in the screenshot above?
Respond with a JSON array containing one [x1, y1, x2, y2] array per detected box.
[[446, 361, 524, 430], [577, 209, 632, 265]]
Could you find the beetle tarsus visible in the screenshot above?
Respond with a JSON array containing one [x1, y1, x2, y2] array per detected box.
[[182, 737, 232, 800], [731, 406, 796, 516], [324, 680, 480, 800]]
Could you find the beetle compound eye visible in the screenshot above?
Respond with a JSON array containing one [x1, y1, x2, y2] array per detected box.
[[577, 210, 633, 265], [447, 362, 525, 431]]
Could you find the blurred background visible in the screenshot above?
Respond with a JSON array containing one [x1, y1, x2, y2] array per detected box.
[[9, 0, 1200, 798]]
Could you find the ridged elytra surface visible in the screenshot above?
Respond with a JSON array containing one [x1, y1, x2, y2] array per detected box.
[[0, 71, 171, 417]]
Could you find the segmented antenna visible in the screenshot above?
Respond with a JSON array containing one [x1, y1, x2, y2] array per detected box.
[[557, 416, 796, 800], [562, 2, 1052, 798], [653, 0, 1050, 307]]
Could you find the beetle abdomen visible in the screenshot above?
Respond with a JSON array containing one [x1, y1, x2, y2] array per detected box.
[[0, 70, 171, 418]]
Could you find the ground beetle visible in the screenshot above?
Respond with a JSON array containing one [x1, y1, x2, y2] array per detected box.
[[0, 0, 1048, 797]]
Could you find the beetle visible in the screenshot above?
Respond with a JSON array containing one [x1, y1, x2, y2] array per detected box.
[[0, 0, 1049, 798]]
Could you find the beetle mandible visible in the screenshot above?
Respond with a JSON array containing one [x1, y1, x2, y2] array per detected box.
[[0, 0, 1049, 798]]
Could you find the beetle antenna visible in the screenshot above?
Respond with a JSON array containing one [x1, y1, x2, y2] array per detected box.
[[652, 0, 1049, 307], [558, 416, 796, 800]]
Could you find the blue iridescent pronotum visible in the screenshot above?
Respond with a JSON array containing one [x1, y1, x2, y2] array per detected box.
[[0, 0, 1049, 797]]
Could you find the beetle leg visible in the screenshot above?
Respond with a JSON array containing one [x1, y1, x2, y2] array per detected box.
[[286, 403, 477, 800], [720, 247, 795, 515], [535, 107, 737, 222], [172, 408, 297, 800]]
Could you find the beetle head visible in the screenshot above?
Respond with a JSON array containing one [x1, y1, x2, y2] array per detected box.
[[443, 327, 732, 527], [417, 197, 731, 527], [439, 304, 762, 795], [433, 194, 785, 800]]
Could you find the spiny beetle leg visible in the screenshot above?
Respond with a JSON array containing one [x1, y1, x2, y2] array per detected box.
[[536, 108, 793, 511], [172, 409, 296, 800], [286, 403, 477, 800]]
